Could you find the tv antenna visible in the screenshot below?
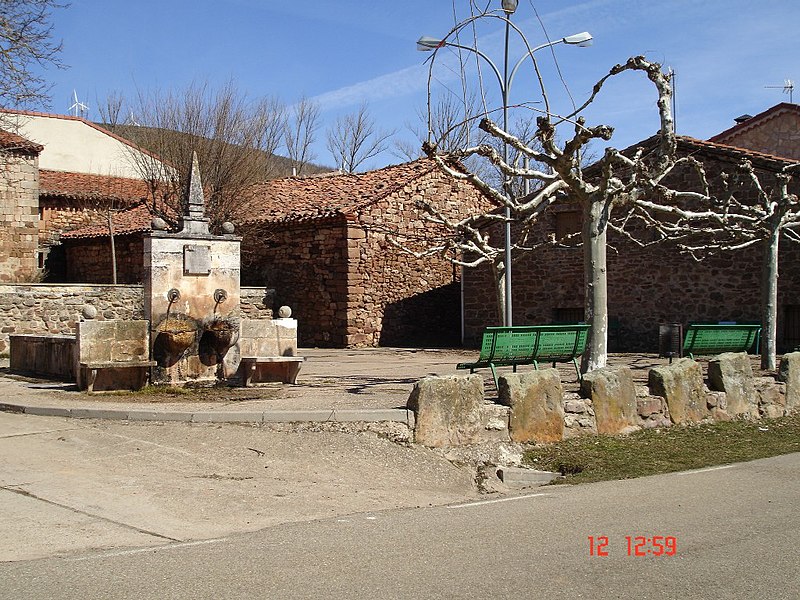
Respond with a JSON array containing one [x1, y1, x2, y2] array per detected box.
[[69, 90, 89, 118], [765, 79, 794, 103]]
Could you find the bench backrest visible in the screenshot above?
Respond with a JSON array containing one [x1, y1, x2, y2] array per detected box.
[[481, 324, 590, 362], [683, 324, 761, 356]]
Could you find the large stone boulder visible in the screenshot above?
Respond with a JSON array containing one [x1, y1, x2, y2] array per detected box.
[[498, 369, 564, 443], [408, 375, 485, 447], [580, 366, 638, 435], [648, 358, 708, 424], [779, 352, 800, 415], [707, 352, 758, 418]]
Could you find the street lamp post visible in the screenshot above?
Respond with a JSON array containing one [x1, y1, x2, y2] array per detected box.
[[418, 6, 591, 327]]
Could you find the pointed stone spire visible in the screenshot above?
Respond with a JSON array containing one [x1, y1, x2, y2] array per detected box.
[[186, 151, 205, 220], [179, 151, 210, 236]]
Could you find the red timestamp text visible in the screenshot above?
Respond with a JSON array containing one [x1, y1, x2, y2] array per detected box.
[[588, 535, 677, 557]]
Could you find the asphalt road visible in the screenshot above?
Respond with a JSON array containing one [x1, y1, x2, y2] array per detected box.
[[2, 449, 798, 599]]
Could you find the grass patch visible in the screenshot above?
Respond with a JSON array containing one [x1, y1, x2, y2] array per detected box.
[[524, 413, 800, 484]]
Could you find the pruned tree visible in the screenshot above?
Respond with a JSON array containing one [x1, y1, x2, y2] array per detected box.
[[283, 95, 320, 176], [326, 102, 395, 173], [630, 154, 800, 370], [404, 6, 720, 371], [0, 0, 66, 113], [113, 80, 286, 231]]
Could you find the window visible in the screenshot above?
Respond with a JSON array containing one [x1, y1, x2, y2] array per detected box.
[[554, 307, 584, 324], [555, 210, 581, 241], [784, 305, 800, 350]]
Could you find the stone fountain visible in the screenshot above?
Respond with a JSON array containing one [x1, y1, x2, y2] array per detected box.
[[143, 153, 241, 385]]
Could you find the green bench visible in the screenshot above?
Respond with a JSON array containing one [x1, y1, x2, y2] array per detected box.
[[457, 324, 590, 389], [682, 323, 761, 360]]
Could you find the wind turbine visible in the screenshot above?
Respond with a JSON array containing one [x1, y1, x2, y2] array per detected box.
[[68, 90, 89, 118]]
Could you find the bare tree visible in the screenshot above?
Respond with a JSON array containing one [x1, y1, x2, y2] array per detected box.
[[119, 80, 286, 230], [326, 102, 395, 173], [0, 0, 66, 113], [283, 96, 320, 176], [631, 154, 800, 370], [411, 5, 718, 371]]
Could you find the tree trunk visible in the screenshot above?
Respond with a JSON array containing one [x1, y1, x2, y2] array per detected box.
[[491, 259, 508, 326], [582, 199, 608, 372], [760, 224, 781, 371]]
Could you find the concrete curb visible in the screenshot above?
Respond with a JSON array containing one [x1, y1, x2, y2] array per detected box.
[[0, 402, 415, 427]]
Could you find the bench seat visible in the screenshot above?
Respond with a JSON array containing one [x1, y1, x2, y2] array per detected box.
[[79, 360, 157, 393], [458, 324, 589, 389], [682, 324, 761, 360], [240, 356, 306, 386]]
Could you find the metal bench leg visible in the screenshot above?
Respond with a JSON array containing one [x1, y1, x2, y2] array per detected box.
[[572, 358, 582, 383], [490, 364, 499, 391]]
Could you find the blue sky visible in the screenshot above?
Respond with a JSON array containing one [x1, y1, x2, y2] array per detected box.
[[41, 0, 800, 171]]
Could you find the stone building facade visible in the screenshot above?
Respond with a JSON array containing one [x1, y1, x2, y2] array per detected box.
[[0, 131, 43, 282], [238, 159, 495, 347], [462, 135, 800, 352], [710, 103, 800, 161]]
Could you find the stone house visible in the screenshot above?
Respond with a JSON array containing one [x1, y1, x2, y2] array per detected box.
[[710, 102, 800, 160], [56, 158, 496, 347], [0, 110, 165, 278], [236, 159, 495, 347], [462, 127, 800, 352]]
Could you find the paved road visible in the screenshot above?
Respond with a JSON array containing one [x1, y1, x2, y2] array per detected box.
[[0, 412, 476, 561], [2, 450, 798, 599]]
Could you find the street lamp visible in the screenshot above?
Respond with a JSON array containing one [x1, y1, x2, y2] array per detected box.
[[418, 14, 592, 327]]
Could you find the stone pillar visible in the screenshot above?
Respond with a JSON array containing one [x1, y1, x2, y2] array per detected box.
[[498, 369, 564, 443], [779, 352, 800, 414], [408, 375, 485, 447], [649, 358, 708, 424], [707, 352, 758, 418], [580, 366, 638, 434]]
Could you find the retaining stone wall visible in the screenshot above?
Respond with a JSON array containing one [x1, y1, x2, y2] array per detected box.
[[0, 284, 144, 353], [410, 357, 796, 448]]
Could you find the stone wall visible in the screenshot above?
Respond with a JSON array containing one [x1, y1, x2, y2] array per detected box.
[[240, 216, 350, 347], [62, 234, 144, 284], [713, 109, 800, 160], [348, 166, 490, 347], [410, 357, 796, 448], [240, 169, 493, 349], [0, 284, 144, 354], [463, 157, 800, 352], [0, 150, 40, 282]]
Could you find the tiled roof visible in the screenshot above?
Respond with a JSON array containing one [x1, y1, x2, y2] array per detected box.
[[708, 102, 800, 145], [60, 200, 177, 240], [0, 129, 43, 153], [619, 133, 800, 169], [39, 170, 153, 204], [238, 158, 443, 223], [676, 135, 800, 167]]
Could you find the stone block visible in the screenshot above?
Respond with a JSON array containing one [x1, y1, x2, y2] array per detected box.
[[580, 366, 638, 435], [648, 358, 708, 424], [707, 352, 757, 417], [498, 369, 564, 444], [496, 466, 562, 488], [407, 375, 485, 448], [779, 352, 800, 414], [637, 397, 663, 418]]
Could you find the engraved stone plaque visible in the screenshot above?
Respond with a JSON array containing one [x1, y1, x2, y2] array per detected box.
[[184, 245, 211, 275]]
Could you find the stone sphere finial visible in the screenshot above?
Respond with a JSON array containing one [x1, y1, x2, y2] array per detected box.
[[222, 221, 235, 234], [278, 305, 292, 318]]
